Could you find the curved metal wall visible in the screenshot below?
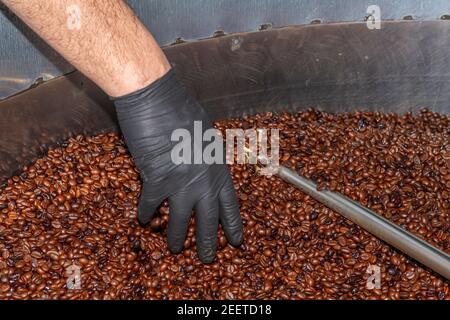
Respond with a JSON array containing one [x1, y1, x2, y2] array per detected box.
[[1, 0, 450, 99]]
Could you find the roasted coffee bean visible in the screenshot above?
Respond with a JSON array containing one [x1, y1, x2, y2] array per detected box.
[[0, 109, 448, 300]]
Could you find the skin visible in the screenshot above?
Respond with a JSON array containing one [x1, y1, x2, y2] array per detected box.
[[3, 0, 243, 264], [2, 0, 171, 97]]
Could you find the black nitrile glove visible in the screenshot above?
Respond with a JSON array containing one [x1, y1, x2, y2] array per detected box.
[[113, 69, 243, 263]]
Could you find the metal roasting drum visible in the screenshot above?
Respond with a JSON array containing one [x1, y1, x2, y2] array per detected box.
[[1, 2, 450, 282]]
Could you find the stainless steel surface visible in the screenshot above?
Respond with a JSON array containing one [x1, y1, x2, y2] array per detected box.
[[2, 0, 450, 99], [1, 21, 450, 184], [277, 166, 450, 280], [0, 3, 73, 99], [0, 17, 448, 281]]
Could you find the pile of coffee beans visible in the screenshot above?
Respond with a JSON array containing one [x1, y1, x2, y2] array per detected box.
[[0, 109, 448, 300]]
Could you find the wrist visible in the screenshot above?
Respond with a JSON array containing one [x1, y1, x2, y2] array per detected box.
[[113, 68, 178, 111], [109, 60, 171, 98]]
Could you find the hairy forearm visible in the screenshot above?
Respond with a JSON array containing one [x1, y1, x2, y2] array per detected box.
[[3, 0, 170, 97]]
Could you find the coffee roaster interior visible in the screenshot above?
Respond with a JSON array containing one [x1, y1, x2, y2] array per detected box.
[[0, 0, 449, 298]]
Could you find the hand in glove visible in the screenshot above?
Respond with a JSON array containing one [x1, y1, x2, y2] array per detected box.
[[113, 69, 243, 263]]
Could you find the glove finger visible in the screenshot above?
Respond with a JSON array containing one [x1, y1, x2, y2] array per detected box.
[[137, 182, 164, 225], [167, 193, 195, 253], [195, 196, 219, 264], [219, 180, 244, 247]]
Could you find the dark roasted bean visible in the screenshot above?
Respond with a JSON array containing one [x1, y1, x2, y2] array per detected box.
[[0, 109, 448, 300]]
